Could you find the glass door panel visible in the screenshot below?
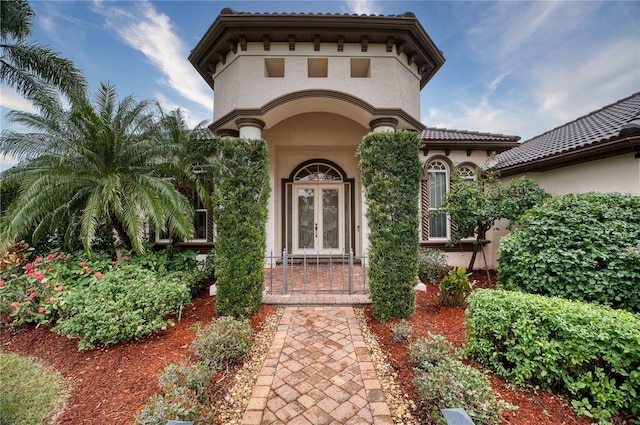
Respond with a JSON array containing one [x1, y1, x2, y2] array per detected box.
[[321, 188, 339, 250], [293, 184, 343, 254], [297, 188, 315, 250]]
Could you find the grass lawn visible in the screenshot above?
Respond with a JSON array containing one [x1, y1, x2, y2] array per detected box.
[[0, 352, 65, 425]]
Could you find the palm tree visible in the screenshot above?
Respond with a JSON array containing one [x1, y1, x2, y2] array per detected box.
[[1, 0, 86, 101], [0, 82, 194, 255], [157, 108, 216, 212]]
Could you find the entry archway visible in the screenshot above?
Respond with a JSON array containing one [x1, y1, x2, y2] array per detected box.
[[282, 159, 355, 255]]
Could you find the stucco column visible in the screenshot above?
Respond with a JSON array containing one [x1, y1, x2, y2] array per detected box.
[[369, 118, 398, 133], [234, 118, 274, 265], [236, 118, 265, 139]]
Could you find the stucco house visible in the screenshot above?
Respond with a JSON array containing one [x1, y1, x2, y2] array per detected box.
[[184, 9, 640, 274], [187, 9, 518, 267]]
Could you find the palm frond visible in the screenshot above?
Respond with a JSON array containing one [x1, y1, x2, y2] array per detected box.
[[1, 0, 34, 42]]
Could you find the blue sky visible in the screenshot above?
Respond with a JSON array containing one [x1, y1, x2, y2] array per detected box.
[[2, 0, 639, 170]]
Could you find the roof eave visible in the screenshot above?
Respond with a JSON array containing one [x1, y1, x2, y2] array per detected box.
[[495, 136, 640, 176], [189, 11, 445, 91], [421, 140, 521, 153]]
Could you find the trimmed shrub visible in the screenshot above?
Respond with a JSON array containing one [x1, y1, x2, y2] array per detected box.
[[409, 333, 507, 424], [358, 130, 422, 321], [417, 247, 448, 283], [190, 316, 253, 368], [213, 138, 270, 318], [498, 192, 640, 313], [54, 265, 190, 349], [466, 289, 640, 420]]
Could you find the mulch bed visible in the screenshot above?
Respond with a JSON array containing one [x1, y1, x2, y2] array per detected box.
[[1, 292, 275, 424], [363, 270, 604, 425], [0, 272, 628, 424]]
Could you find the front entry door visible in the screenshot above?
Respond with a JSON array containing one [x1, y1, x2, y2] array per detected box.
[[293, 184, 343, 255]]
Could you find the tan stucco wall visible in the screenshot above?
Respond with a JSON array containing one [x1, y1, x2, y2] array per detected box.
[[213, 42, 421, 122], [262, 112, 369, 256], [508, 154, 640, 196]]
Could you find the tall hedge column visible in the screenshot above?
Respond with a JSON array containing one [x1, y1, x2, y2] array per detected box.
[[213, 137, 270, 318], [358, 130, 422, 321]]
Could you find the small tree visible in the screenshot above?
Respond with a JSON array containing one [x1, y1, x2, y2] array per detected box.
[[443, 169, 549, 272], [358, 130, 421, 321], [212, 137, 270, 318]]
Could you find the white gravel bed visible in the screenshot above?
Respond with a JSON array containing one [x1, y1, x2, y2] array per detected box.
[[213, 307, 284, 424], [354, 307, 419, 425]]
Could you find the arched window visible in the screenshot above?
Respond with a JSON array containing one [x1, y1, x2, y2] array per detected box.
[[293, 163, 343, 182], [426, 160, 449, 239], [458, 165, 476, 183]]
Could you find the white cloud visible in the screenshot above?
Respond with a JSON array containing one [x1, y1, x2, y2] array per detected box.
[[433, 1, 640, 140], [343, 0, 382, 16], [534, 36, 640, 122], [0, 88, 38, 114], [0, 155, 19, 171], [154, 92, 210, 129], [92, 0, 212, 113]]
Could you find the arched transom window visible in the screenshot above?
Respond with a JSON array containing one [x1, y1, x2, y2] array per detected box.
[[458, 165, 476, 182], [294, 163, 343, 182]]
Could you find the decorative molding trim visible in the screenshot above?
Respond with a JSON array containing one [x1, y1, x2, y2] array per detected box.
[[216, 128, 240, 137], [210, 89, 425, 132], [369, 118, 398, 131], [235, 117, 265, 130]]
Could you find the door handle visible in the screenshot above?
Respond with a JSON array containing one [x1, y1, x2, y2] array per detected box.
[[314, 223, 318, 238]]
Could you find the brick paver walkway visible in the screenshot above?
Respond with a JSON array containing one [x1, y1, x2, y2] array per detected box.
[[241, 306, 393, 425]]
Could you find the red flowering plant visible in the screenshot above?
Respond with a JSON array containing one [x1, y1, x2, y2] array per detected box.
[[0, 250, 112, 325]]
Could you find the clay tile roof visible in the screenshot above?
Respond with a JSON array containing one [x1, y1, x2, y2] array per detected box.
[[420, 127, 520, 142], [494, 92, 640, 170], [419, 127, 521, 153]]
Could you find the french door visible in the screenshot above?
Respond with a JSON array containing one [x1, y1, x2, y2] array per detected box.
[[293, 183, 343, 255]]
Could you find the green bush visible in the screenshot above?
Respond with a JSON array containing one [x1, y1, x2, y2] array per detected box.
[[466, 289, 640, 420], [134, 388, 212, 425], [136, 310, 258, 425], [123, 245, 198, 274], [54, 265, 190, 349], [358, 130, 422, 321], [498, 192, 640, 313], [391, 320, 413, 343], [158, 362, 213, 403], [439, 267, 474, 306], [409, 334, 508, 424], [0, 353, 64, 425], [190, 316, 253, 368], [0, 252, 113, 325], [409, 333, 460, 368], [213, 138, 270, 318], [417, 247, 449, 283]]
